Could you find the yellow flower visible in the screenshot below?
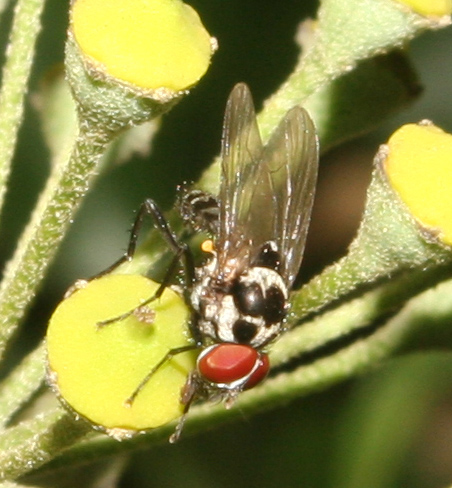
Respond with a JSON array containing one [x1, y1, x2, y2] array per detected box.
[[395, 0, 452, 17], [71, 0, 216, 93], [47, 274, 194, 435], [384, 122, 452, 246]]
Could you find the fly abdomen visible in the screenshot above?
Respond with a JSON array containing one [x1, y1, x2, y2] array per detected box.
[[232, 319, 259, 343], [233, 279, 287, 325], [178, 188, 219, 235], [252, 241, 281, 272], [232, 281, 264, 317], [262, 285, 286, 325]]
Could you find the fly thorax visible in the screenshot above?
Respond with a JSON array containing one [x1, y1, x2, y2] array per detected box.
[[191, 264, 289, 348]]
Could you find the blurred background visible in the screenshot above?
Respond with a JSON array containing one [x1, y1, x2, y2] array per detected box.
[[2, 0, 452, 486]]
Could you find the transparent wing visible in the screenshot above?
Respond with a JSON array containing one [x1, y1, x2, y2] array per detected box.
[[245, 105, 318, 286], [216, 83, 263, 278]]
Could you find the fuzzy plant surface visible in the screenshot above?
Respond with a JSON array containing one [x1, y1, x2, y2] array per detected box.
[[0, 0, 451, 486]]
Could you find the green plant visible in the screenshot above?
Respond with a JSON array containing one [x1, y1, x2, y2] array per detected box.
[[0, 0, 452, 486]]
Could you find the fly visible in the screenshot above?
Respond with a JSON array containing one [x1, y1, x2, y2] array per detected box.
[[98, 83, 318, 441]]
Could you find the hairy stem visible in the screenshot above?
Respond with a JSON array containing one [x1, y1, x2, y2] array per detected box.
[[0, 0, 46, 211]]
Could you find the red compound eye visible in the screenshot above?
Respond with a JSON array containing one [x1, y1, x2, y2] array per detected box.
[[198, 344, 269, 388], [243, 352, 269, 390]]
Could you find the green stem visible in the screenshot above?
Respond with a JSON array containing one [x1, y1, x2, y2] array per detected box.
[[0, 342, 45, 427], [272, 265, 452, 367], [0, 0, 46, 212], [0, 408, 91, 482], [257, 0, 432, 140], [0, 123, 110, 361], [0, 0, 14, 17]]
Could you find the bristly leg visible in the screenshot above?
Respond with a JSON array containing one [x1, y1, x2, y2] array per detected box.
[[124, 344, 199, 408], [94, 198, 196, 326]]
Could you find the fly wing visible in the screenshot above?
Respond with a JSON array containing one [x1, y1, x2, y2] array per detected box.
[[245, 105, 318, 286], [216, 83, 263, 278]]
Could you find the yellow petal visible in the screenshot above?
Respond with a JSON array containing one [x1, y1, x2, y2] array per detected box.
[[384, 122, 452, 245], [71, 0, 216, 91], [396, 0, 452, 17], [47, 274, 195, 432]]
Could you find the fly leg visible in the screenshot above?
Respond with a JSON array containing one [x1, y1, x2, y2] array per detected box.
[[169, 370, 206, 443], [95, 198, 195, 285], [94, 198, 196, 326], [124, 344, 199, 408]]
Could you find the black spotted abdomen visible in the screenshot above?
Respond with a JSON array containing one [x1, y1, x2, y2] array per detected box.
[[192, 263, 289, 348]]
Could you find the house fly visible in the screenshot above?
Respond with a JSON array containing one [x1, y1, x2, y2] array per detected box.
[[99, 83, 318, 441]]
